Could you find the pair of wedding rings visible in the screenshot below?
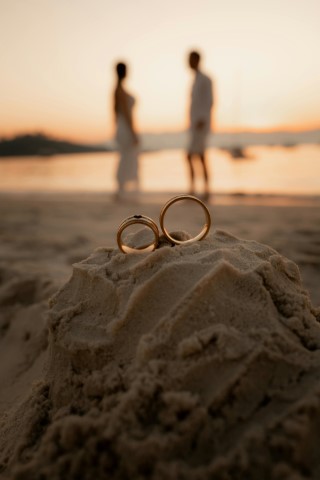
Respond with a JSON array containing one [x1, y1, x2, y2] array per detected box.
[[117, 194, 211, 254]]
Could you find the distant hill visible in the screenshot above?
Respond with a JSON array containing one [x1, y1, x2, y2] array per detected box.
[[0, 134, 111, 157]]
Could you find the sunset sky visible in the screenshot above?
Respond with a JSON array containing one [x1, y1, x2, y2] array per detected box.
[[1, 0, 320, 143]]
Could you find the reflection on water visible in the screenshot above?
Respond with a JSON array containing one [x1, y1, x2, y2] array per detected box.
[[0, 145, 320, 196]]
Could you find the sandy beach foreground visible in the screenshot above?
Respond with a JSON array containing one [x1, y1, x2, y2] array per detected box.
[[0, 192, 320, 478], [1, 191, 319, 304]]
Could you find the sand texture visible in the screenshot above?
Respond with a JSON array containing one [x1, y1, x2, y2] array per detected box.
[[1, 229, 320, 479]]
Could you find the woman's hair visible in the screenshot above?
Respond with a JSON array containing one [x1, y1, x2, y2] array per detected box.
[[116, 62, 126, 81]]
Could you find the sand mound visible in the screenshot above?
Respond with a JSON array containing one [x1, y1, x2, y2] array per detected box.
[[0, 266, 55, 416], [1, 230, 320, 479]]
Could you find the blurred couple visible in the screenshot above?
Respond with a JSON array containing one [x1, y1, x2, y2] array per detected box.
[[113, 50, 213, 200]]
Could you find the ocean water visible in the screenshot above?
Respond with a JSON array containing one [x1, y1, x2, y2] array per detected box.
[[0, 145, 320, 199]]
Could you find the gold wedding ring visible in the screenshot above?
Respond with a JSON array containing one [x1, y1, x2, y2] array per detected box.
[[117, 215, 159, 254], [159, 194, 211, 245]]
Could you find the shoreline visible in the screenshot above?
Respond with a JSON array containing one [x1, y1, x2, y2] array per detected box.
[[1, 189, 320, 207]]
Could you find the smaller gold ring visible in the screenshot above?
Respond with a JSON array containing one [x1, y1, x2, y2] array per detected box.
[[159, 195, 211, 245], [117, 215, 159, 254]]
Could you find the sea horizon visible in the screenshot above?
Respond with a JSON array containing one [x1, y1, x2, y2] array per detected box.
[[1, 126, 320, 156]]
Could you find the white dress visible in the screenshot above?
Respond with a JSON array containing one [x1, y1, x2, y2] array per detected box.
[[188, 71, 213, 155], [115, 93, 139, 193]]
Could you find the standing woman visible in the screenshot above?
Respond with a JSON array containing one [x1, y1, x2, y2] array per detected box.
[[114, 62, 140, 198]]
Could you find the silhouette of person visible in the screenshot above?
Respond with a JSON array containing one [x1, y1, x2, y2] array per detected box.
[[114, 62, 139, 198], [186, 51, 213, 200]]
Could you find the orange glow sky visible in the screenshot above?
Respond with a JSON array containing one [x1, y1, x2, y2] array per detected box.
[[1, 0, 320, 143]]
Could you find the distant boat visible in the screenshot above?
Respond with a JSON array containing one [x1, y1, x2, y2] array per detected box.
[[221, 146, 252, 160], [229, 146, 246, 159]]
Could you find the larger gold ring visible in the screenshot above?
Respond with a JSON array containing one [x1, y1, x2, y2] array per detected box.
[[117, 215, 160, 254], [159, 195, 211, 245]]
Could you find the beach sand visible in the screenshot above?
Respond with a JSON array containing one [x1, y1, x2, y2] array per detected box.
[[0, 192, 320, 478]]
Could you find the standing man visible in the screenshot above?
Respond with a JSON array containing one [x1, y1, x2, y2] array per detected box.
[[187, 50, 213, 200]]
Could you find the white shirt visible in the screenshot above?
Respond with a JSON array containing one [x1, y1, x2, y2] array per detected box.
[[190, 70, 213, 131]]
